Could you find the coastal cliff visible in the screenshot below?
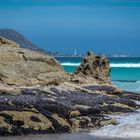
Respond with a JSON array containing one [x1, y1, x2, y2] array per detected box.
[[0, 35, 140, 135]]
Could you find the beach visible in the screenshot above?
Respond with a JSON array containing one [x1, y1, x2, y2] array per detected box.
[[0, 133, 139, 140]]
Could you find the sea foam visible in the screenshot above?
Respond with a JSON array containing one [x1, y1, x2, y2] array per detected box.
[[61, 62, 140, 68], [61, 62, 81, 66], [110, 63, 140, 68], [90, 107, 140, 139]]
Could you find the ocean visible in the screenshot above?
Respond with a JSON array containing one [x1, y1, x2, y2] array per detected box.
[[55, 57, 140, 93]]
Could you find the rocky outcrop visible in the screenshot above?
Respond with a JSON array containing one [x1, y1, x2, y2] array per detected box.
[[0, 38, 69, 86], [0, 36, 140, 136], [0, 37, 110, 87], [0, 85, 139, 135], [75, 51, 110, 84], [0, 36, 20, 48]]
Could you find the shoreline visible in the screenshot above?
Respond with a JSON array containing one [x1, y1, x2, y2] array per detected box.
[[0, 132, 139, 140]]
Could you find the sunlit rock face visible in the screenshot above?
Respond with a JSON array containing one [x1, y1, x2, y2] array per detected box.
[[0, 37, 68, 86]]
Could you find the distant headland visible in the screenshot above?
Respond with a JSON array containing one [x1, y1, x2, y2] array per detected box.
[[49, 51, 132, 58]]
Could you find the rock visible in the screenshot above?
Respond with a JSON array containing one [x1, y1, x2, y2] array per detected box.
[[69, 111, 81, 118], [0, 36, 20, 48], [0, 85, 139, 135], [0, 37, 110, 86], [75, 51, 110, 84], [0, 37, 69, 86]]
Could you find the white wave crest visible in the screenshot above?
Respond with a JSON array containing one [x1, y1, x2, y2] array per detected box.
[[110, 63, 140, 68], [61, 62, 140, 68], [61, 62, 81, 66]]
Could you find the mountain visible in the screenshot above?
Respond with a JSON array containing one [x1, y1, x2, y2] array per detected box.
[[0, 29, 43, 51]]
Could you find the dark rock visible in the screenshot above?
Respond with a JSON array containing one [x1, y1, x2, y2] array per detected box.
[[0, 85, 139, 135]]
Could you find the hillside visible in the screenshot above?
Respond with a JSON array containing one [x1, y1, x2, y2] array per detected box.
[[0, 29, 43, 51]]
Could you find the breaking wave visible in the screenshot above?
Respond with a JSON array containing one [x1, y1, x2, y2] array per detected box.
[[61, 62, 140, 68], [90, 107, 140, 139], [61, 63, 81, 66], [110, 63, 140, 68]]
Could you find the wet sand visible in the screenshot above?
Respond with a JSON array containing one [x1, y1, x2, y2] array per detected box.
[[0, 133, 139, 140]]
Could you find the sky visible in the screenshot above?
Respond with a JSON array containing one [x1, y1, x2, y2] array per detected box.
[[0, 0, 140, 56]]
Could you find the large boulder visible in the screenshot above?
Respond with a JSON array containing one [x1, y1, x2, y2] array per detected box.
[[75, 51, 110, 84], [0, 37, 69, 86]]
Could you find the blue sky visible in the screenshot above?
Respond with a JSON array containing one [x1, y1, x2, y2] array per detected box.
[[0, 0, 140, 56]]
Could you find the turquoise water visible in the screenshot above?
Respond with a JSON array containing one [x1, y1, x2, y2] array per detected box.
[[55, 57, 140, 93]]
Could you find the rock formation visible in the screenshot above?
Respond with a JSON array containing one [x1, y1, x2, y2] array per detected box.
[[0, 35, 139, 136], [0, 86, 139, 135], [0, 38, 69, 86], [75, 51, 110, 84]]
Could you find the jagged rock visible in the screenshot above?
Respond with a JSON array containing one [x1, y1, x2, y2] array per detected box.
[[75, 51, 110, 84]]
